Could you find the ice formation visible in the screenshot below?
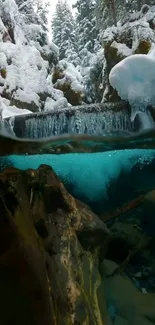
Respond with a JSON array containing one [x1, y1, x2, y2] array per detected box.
[[109, 51, 155, 129], [12, 105, 133, 138]]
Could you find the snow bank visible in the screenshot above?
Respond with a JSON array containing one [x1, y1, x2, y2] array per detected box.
[[2, 105, 32, 119], [0, 97, 32, 118], [109, 53, 155, 107]]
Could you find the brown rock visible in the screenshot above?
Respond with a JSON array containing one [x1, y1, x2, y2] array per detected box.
[[0, 165, 110, 325], [134, 39, 151, 54], [52, 64, 84, 106], [54, 81, 84, 106], [101, 259, 155, 325]]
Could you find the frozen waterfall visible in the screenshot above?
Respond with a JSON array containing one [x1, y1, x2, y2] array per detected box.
[[9, 103, 134, 139]]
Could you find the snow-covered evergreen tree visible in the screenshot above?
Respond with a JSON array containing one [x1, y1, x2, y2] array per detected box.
[[74, 0, 99, 54], [15, 0, 37, 23], [15, 0, 49, 33], [51, 0, 78, 63], [126, 0, 154, 12], [35, 0, 49, 31], [96, 0, 128, 29]]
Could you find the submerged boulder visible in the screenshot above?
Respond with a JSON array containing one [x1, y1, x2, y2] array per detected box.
[[0, 164, 110, 325]]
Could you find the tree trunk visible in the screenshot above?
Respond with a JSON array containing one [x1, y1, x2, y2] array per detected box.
[[109, 0, 117, 26]]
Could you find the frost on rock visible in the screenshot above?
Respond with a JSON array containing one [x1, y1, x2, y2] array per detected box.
[[0, 0, 68, 118]]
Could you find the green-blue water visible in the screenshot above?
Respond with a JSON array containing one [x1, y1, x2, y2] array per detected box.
[[1, 149, 155, 214]]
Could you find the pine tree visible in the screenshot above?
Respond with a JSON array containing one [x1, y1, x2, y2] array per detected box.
[[15, 0, 37, 23], [35, 0, 49, 31], [96, 0, 127, 29], [126, 0, 154, 12], [51, 0, 77, 62], [74, 0, 99, 53], [15, 0, 49, 29], [73, 0, 100, 69]]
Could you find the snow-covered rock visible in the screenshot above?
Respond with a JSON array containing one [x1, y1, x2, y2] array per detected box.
[[52, 60, 85, 105], [0, 0, 69, 118], [101, 5, 155, 103], [109, 50, 155, 128], [0, 96, 32, 118], [109, 52, 155, 107], [44, 96, 69, 112]]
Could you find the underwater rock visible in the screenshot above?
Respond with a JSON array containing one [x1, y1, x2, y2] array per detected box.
[[0, 164, 111, 325], [102, 190, 155, 295], [2, 149, 155, 216], [0, 168, 53, 325], [101, 259, 155, 325]]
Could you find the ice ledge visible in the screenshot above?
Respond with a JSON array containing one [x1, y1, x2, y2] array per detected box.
[[6, 102, 133, 139]]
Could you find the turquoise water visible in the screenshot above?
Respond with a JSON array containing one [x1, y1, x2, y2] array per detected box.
[[1, 149, 155, 214]]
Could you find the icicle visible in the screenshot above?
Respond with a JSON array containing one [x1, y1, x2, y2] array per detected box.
[[130, 103, 155, 130], [23, 110, 133, 139]]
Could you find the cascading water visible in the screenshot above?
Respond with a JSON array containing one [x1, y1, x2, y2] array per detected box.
[[130, 100, 155, 130], [9, 103, 133, 139], [24, 111, 132, 139]]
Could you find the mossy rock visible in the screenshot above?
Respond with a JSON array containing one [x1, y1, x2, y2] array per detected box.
[[117, 28, 133, 49], [55, 81, 84, 106], [134, 39, 151, 54], [1, 88, 39, 112], [0, 68, 7, 79], [104, 41, 127, 74], [52, 66, 64, 84], [0, 165, 110, 325]]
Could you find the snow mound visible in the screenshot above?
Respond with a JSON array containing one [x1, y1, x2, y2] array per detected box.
[[44, 97, 69, 112], [0, 43, 48, 107], [109, 51, 155, 127], [2, 105, 32, 119], [0, 97, 32, 118], [109, 53, 155, 107]]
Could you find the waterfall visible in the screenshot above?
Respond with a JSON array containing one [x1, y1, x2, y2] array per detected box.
[[130, 104, 155, 131], [10, 103, 134, 139]]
